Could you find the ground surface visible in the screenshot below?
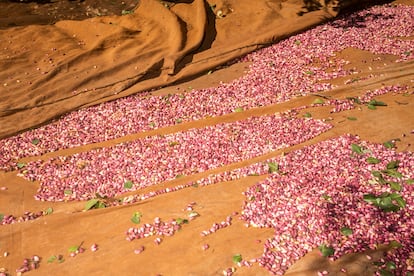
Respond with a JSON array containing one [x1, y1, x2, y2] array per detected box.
[[0, 0, 139, 28], [1, 1, 414, 276]]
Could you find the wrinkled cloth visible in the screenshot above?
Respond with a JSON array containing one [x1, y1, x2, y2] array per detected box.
[[0, 0, 371, 138]]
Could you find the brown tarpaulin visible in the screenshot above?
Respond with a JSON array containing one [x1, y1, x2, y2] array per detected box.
[[0, 0, 371, 139]]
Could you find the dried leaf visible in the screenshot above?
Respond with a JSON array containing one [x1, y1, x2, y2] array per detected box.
[[169, 141, 180, 147]]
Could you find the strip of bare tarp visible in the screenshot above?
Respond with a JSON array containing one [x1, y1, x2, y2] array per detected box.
[[0, 0, 371, 138]]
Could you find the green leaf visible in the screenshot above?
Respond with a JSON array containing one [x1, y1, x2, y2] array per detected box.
[[175, 218, 189, 225], [389, 240, 402, 249], [175, 118, 183, 124], [347, 116, 357, 121], [47, 255, 57, 263], [234, 107, 244, 113], [149, 122, 156, 128], [64, 189, 72, 195], [312, 98, 325, 105], [68, 245, 79, 253], [131, 212, 142, 224], [366, 157, 380, 164], [369, 99, 387, 107], [318, 244, 334, 257], [386, 160, 399, 170], [367, 104, 376, 110], [383, 141, 395, 149], [389, 182, 402, 191], [407, 179, 414, 185], [303, 112, 312, 118], [121, 10, 133, 15], [97, 201, 106, 209], [371, 170, 382, 178], [321, 194, 332, 202], [268, 162, 279, 173], [386, 261, 396, 270], [294, 40, 301, 45], [351, 144, 364, 154], [124, 180, 133, 189], [0, 213, 4, 221], [84, 199, 99, 211], [31, 138, 40, 145], [44, 207, 53, 215], [392, 194, 406, 208], [382, 169, 403, 178], [371, 171, 386, 184], [373, 261, 385, 266], [363, 193, 377, 204], [379, 269, 393, 276], [340, 227, 353, 236], [347, 97, 361, 104], [17, 162, 26, 169], [378, 197, 399, 212], [305, 70, 314, 75], [363, 192, 403, 212], [232, 254, 243, 264], [175, 174, 184, 179]]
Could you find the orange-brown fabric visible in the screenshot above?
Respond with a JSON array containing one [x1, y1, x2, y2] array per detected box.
[[0, 0, 374, 139]]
